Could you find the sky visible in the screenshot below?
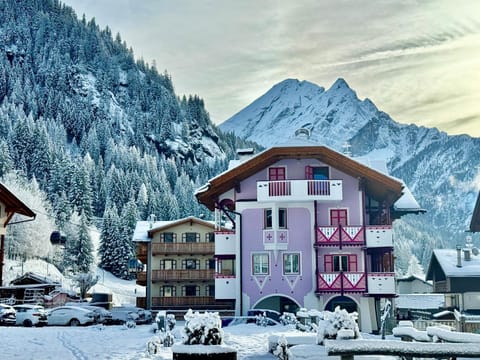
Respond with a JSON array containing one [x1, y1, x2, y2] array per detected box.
[[62, 0, 480, 137]]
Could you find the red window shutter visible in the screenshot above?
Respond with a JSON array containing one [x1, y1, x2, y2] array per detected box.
[[305, 166, 313, 180], [324, 254, 333, 272], [348, 254, 357, 272], [330, 209, 348, 226]]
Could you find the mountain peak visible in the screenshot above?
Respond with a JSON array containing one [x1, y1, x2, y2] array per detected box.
[[329, 77, 352, 91]]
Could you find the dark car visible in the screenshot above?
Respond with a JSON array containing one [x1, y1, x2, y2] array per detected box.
[[108, 305, 152, 325], [247, 309, 281, 322]]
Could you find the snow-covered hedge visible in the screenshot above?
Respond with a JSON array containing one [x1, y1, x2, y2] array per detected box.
[[182, 309, 223, 345], [317, 306, 361, 344]]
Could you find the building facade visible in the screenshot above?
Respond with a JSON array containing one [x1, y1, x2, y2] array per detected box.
[[196, 145, 422, 332], [133, 216, 233, 314]]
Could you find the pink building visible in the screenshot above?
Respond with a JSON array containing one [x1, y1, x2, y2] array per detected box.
[[196, 144, 423, 332]]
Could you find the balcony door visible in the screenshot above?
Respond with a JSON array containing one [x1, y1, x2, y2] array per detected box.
[[330, 209, 348, 227], [269, 167, 289, 196], [306, 166, 330, 195]]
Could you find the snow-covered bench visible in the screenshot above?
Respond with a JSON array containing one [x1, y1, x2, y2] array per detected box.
[[427, 326, 480, 343], [325, 339, 480, 360], [392, 321, 432, 342]]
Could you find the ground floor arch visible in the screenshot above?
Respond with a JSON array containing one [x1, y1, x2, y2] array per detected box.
[[324, 295, 358, 313], [253, 295, 300, 315]]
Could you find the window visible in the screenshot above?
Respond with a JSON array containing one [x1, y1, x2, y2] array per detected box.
[[218, 258, 235, 276], [207, 285, 215, 297], [330, 209, 348, 227], [206, 259, 216, 270], [160, 285, 175, 297], [278, 208, 287, 228], [264, 209, 273, 229], [183, 232, 199, 243], [184, 259, 199, 270], [325, 254, 357, 272], [160, 259, 176, 270], [183, 285, 199, 297], [161, 232, 175, 243], [206, 232, 215, 243], [283, 253, 300, 275], [264, 208, 287, 229], [305, 166, 329, 180], [269, 167, 286, 181], [252, 253, 269, 275]]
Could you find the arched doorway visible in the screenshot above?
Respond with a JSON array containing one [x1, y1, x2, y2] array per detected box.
[[324, 295, 358, 313], [254, 295, 300, 315]]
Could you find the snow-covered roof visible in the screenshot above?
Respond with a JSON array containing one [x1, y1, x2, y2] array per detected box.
[[132, 216, 215, 243], [428, 249, 480, 277], [395, 294, 444, 309]]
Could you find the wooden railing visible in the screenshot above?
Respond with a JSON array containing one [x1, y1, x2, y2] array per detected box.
[[316, 226, 365, 246], [137, 269, 215, 282], [317, 272, 366, 292], [152, 242, 214, 255], [152, 296, 216, 307]]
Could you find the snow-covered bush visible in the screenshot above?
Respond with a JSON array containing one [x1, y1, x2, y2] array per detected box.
[[296, 308, 314, 332], [273, 335, 291, 360], [255, 312, 270, 327], [317, 306, 361, 345], [167, 313, 176, 331], [279, 312, 298, 326], [182, 309, 223, 345]]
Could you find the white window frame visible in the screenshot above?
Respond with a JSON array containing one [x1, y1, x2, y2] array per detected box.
[[252, 253, 269, 275], [283, 252, 301, 275]]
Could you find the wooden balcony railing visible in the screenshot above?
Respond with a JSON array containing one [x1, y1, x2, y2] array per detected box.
[[152, 296, 216, 307], [152, 242, 214, 255], [316, 226, 365, 247], [137, 269, 215, 282], [317, 272, 366, 292]]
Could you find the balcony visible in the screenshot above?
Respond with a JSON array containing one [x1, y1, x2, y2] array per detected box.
[[316, 226, 365, 247], [367, 273, 395, 294], [257, 179, 343, 202], [215, 276, 236, 299], [215, 231, 236, 255], [152, 242, 214, 255], [146, 269, 214, 282], [152, 296, 216, 307], [317, 272, 366, 293], [365, 226, 393, 248]]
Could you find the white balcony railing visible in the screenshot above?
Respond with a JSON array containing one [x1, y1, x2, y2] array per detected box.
[[215, 276, 236, 299], [365, 226, 393, 247], [367, 273, 395, 294], [257, 180, 343, 202], [215, 231, 236, 255]]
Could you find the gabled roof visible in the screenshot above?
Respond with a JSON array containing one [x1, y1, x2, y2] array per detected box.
[[10, 272, 60, 286], [470, 191, 480, 232], [132, 216, 215, 243], [0, 182, 36, 224], [426, 249, 480, 280], [196, 145, 405, 211]]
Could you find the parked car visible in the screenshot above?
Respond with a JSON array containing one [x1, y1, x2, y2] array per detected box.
[[0, 304, 16, 326], [14, 304, 48, 327], [247, 309, 281, 322], [65, 302, 113, 324], [108, 305, 152, 325], [46, 305, 96, 326], [221, 316, 280, 327]]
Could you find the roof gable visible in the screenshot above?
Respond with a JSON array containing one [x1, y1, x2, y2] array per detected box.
[[196, 145, 404, 210], [0, 182, 36, 223], [470, 191, 480, 232]]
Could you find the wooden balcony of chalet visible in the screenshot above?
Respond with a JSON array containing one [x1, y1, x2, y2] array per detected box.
[[152, 296, 216, 307], [316, 272, 367, 293], [137, 269, 215, 282], [316, 225, 393, 248], [152, 242, 214, 255], [257, 179, 343, 202]]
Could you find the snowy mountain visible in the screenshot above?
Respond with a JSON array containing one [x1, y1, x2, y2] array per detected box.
[[220, 78, 480, 269]]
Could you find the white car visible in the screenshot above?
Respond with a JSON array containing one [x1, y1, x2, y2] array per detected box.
[[46, 306, 96, 326], [14, 304, 48, 327]]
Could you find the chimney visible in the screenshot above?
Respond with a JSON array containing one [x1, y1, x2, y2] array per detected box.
[[456, 245, 462, 267], [464, 249, 471, 261], [148, 214, 156, 229], [237, 148, 254, 161]]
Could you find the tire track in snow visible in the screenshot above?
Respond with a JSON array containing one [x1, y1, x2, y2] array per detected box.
[[57, 330, 89, 360]]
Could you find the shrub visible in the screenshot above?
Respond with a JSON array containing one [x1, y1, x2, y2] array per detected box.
[[182, 309, 223, 345]]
